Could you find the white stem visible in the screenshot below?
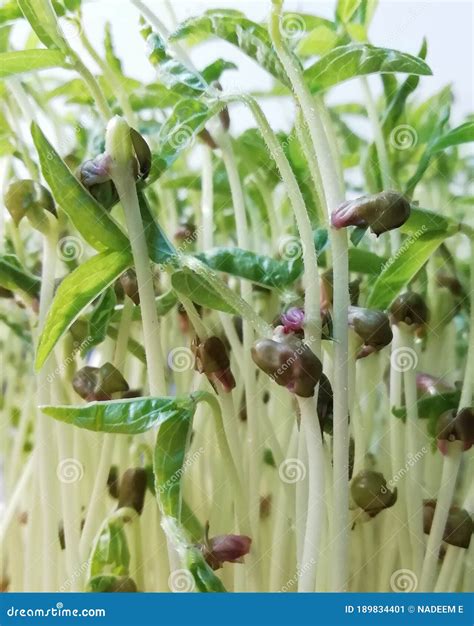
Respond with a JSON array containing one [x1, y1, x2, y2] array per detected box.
[[201, 144, 214, 251], [297, 395, 324, 592], [107, 117, 166, 396], [419, 441, 463, 591]]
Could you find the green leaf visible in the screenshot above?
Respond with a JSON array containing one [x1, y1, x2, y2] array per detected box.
[[137, 192, 176, 266], [187, 550, 226, 592], [392, 390, 461, 422], [304, 44, 432, 93], [404, 94, 452, 196], [153, 401, 196, 518], [0, 49, 66, 78], [36, 250, 131, 369], [90, 520, 130, 577], [336, 0, 362, 23], [17, 0, 67, 50], [366, 232, 447, 310], [170, 9, 289, 87], [382, 39, 427, 134], [196, 247, 303, 288], [0, 253, 41, 298], [149, 98, 221, 182], [430, 121, 474, 153], [146, 33, 209, 96], [348, 248, 387, 275], [0, 2, 23, 24], [31, 122, 129, 252], [104, 22, 122, 73], [401, 207, 458, 239], [295, 25, 340, 58], [201, 58, 237, 83], [171, 268, 237, 314], [42, 395, 197, 435], [85, 287, 117, 353]]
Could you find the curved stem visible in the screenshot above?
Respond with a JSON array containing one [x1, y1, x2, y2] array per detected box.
[[269, 0, 349, 590]]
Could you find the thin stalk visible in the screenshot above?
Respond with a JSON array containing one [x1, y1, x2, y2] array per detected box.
[[360, 76, 400, 252], [200, 144, 214, 251], [106, 117, 166, 395], [36, 225, 59, 591], [297, 395, 324, 592], [68, 49, 112, 123], [268, 0, 349, 590], [238, 95, 322, 355], [400, 328, 424, 577]]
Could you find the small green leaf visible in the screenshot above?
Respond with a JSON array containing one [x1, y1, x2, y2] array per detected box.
[[171, 267, 237, 314], [104, 22, 122, 74], [90, 520, 130, 577], [0, 49, 66, 78], [392, 390, 461, 422], [31, 123, 130, 252], [149, 99, 221, 182], [201, 58, 237, 83], [170, 9, 289, 87], [366, 232, 447, 310], [336, 0, 363, 23], [430, 121, 474, 153], [348, 248, 387, 275], [196, 247, 303, 288], [42, 395, 197, 435], [18, 0, 68, 50], [304, 44, 432, 93], [153, 402, 196, 518], [0, 254, 41, 298], [146, 33, 209, 96], [401, 207, 458, 238], [296, 25, 340, 57], [138, 192, 176, 266], [36, 250, 131, 369]]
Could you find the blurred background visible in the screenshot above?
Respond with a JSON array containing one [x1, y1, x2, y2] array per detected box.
[[10, 0, 474, 135]]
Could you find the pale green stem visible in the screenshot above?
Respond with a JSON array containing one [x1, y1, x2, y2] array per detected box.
[[200, 144, 214, 251], [107, 117, 166, 396], [269, 0, 349, 590]]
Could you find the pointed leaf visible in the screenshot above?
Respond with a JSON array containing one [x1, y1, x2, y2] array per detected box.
[[0, 253, 40, 298], [170, 9, 289, 87], [42, 395, 197, 435], [366, 232, 447, 310], [304, 44, 432, 93], [36, 250, 131, 369], [31, 122, 130, 252], [171, 268, 237, 314], [0, 49, 66, 78], [430, 121, 474, 153]]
